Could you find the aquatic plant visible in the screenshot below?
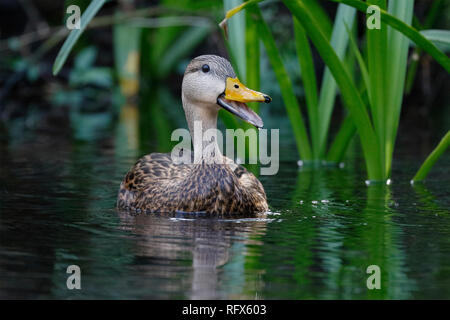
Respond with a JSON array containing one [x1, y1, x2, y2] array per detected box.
[[222, 0, 450, 181], [51, 0, 449, 182], [411, 131, 450, 183]]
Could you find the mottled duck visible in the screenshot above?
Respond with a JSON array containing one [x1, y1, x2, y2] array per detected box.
[[117, 55, 272, 215]]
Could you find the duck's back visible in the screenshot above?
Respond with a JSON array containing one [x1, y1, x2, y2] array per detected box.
[[117, 153, 268, 214]]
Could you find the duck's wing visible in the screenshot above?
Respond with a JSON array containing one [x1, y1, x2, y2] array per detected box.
[[125, 153, 180, 187], [232, 163, 268, 213], [117, 153, 187, 209]]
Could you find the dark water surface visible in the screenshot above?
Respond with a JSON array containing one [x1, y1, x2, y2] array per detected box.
[[0, 122, 449, 299]]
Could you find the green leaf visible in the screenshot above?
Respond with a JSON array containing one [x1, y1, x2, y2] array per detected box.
[[53, 0, 107, 75], [74, 46, 97, 70], [419, 29, 450, 52], [245, 4, 260, 104], [70, 67, 113, 88], [344, 23, 371, 104], [283, 0, 382, 180], [252, 6, 312, 160], [326, 114, 356, 163], [327, 0, 450, 73], [412, 131, 450, 183], [384, 0, 414, 177], [316, 3, 356, 158], [366, 0, 388, 178], [302, 0, 333, 39], [294, 19, 319, 159], [224, 0, 246, 77]]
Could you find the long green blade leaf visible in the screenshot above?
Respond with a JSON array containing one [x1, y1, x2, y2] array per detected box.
[[244, 4, 261, 166], [384, 0, 414, 177], [283, 0, 382, 179], [224, 0, 246, 77], [344, 23, 371, 103], [326, 114, 356, 163], [53, 0, 107, 75], [327, 0, 450, 73], [366, 0, 388, 179], [316, 3, 356, 157], [419, 29, 450, 52], [294, 19, 319, 159], [302, 0, 333, 39], [412, 131, 450, 183], [253, 6, 312, 160]]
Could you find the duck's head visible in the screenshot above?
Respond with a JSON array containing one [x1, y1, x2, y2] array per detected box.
[[182, 55, 271, 128]]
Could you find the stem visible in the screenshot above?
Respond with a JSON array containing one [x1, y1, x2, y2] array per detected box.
[[412, 131, 450, 183], [366, 0, 387, 179]]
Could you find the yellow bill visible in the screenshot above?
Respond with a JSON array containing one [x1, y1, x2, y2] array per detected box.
[[224, 78, 271, 103], [217, 77, 271, 128]]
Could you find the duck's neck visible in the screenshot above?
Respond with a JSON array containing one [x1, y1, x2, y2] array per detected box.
[[182, 97, 222, 163]]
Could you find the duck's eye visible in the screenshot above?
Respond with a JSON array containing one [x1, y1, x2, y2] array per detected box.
[[202, 64, 210, 73]]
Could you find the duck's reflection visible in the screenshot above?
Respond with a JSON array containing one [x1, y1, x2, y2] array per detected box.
[[117, 211, 268, 299]]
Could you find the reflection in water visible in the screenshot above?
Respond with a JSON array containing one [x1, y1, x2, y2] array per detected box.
[[117, 212, 269, 299]]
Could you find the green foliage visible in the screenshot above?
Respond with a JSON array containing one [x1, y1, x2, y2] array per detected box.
[[48, 0, 448, 182], [224, 0, 246, 77], [418, 30, 450, 52], [252, 6, 312, 160], [316, 4, 356, 159], [70, 47, 113, 88], [224, 0, 449, 181], [328, 0, 450, 73], [412, 131, 450, 183], [294, 20, 319, 159], [53, 0, 108, 75], [283, 0, 383, 179]]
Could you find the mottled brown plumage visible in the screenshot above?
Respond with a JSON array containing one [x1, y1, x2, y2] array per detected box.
[[117, 153, 268, 214], [117, 55, 270, 215]]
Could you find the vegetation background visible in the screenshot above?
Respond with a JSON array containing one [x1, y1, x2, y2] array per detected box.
[[0, 0, 448, 180]]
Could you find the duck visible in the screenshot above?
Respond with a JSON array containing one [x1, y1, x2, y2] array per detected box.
[[117, 55, 272, 215]]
